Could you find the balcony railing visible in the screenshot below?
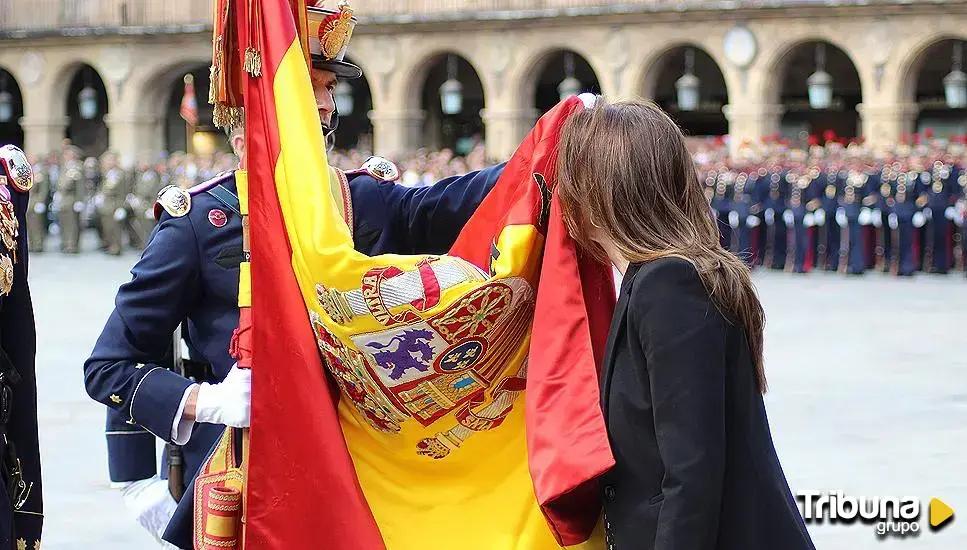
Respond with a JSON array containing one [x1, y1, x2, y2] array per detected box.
[[1, 0, 960, 36]]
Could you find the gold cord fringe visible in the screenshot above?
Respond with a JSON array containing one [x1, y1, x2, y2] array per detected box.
[[213, 105, 244, 131], [243, 47, 263, 78]]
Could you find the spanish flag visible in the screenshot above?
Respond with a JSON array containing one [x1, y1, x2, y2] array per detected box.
[[235, 1, 616, 548]]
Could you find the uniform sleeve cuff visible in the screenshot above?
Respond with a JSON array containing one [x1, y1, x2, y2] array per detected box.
[[106, 429, 158, 482], [130, 367, 194, 442], [171, 385, 198, 445]]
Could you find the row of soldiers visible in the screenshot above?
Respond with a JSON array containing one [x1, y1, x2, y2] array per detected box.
[[702, 140, 967, 276], [24, 146, 237, 254]]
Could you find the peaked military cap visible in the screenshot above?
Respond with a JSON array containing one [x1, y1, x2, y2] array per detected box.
[[307, 1, 363, 79]]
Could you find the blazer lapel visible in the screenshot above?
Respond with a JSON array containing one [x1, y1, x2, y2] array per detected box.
[[599, 263, 642, 422]]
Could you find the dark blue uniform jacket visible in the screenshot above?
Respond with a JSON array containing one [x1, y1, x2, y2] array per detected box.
[[84, 164, 504, 500]]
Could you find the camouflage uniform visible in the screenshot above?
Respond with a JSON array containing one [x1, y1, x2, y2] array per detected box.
[[25, 158, 50, 253], [54, 151, 84, 253]]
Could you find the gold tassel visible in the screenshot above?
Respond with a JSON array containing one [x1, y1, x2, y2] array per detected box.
[[243, 47, 262, 78], [250, 50, 262, 77], [209, 63, 220, 105]]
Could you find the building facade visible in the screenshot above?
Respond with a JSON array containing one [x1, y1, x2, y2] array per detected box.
[[0, 0, 965, 162]]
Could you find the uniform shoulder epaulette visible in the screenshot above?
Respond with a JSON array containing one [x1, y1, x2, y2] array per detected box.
[[154, 184, 192, 220], [0, 145, 33, 193], [187, 170, 235, 196], [344, 156, 400, 182]]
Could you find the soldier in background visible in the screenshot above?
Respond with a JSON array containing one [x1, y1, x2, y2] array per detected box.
[[924, 157, 958, 274], [54, 147, 84, 254], [787, 163, 815, 273], [96, 152, 127, 256], [83, 156, 103, 251], [763, 164, 791, 270], [955, 166, 967, 275], [816, 160, 843, 270], [732, 166, 760, 267], [25, 155, 49, 253], [710, 167, 734, 252], [128, 156, 164, 249]]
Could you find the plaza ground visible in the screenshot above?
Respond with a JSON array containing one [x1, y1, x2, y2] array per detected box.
[[29, 244, 967, 549]]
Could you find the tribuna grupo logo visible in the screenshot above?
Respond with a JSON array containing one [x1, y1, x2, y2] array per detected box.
[[796, 490, 954, 538]]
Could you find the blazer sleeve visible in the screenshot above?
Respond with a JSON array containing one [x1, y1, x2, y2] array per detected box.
[[83, 214, 201, 442], [379, 163, 505, 254], [629, 257, 728, 550]]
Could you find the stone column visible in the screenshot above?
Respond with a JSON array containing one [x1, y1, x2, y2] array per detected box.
[[368, 109, 425, 159], [104, 113, 163, 167], [480, 107, 540, 162], [857, 103, 919, 152], [722, 103, 784, 158], [19, 116, 69, 156]]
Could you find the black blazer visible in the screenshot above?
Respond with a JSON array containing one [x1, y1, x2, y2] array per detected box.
[[599, 257, 815, 550]]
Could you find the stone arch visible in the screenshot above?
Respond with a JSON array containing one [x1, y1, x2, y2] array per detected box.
[[162, 64, 216, 155], [62, 63, 111, 156], [762, 38, 864, 141], [0, 68, 25, 148], [522, 48, 602, 115], [401, 47, 487, 114], [514, 46, 602, 113], [896, 32, 967, 104], [410, 51, 486, 153], [640, 43, 730, 137], [334, 55, 375, 152], [895, 34, 967, 137]]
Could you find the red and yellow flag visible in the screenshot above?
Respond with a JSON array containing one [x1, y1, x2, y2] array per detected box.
[[233, 1, 617, 548]]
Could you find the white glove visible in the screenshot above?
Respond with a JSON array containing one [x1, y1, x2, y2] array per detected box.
[[804, 213, 815, 228], [195, 364, 252, 428], [814, 209, 826, 227], [858, 208, 872, 226], [113, 207, 128, 221], [746, 215, 761, 228], [945, 206, 956, 221], [73, 201, 85, 213], [782, 209, 794, 226], [728, 211, 739, 228], [913, 211, 926, 228], [872, 209, 883, 228], [889, 213, 899, 230], [33, 203, 46, 214], [119, 476, 178, 546], [765, 208, 775, 226], [924, 207, 933, 220], [836, 208, 848, 228]]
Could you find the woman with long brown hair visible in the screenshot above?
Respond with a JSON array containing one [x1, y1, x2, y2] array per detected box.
[[557, 98, 815, 550]]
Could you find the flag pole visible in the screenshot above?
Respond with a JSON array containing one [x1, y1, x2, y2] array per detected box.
[[184, 73, 196, 155]]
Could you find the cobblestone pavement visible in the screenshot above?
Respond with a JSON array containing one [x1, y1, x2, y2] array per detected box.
[[27, 241, 967, 549]]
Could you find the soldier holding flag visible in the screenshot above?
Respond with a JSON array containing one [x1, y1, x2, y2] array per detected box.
[[84, 2, 504, 547]]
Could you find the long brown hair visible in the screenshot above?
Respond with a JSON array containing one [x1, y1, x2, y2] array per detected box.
[[557, 98, 767, 393]]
